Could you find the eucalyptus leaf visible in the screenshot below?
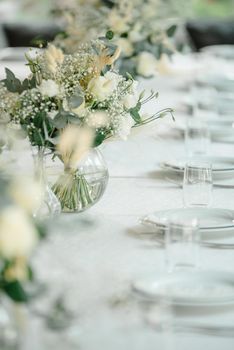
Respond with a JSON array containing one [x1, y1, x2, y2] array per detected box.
[[51, 111, 69, 129], [2, 68, 23, 93], [68, 92, 84, 109]]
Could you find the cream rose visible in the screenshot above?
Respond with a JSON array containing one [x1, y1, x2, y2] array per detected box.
[[38, 79, 60, 97], [88, 72, 119, 101], [0, 206, 38, 259], [123, 94, 138, 109], [137, 52, 158, 78], [116, 38, 134, 58]]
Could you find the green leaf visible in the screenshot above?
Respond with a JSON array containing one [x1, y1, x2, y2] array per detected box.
[[106, 30, 114, 40], [166, 24, 177, 38], [2, 68, 23, 93], [93, 131, 106, 147], [129, 107, 142, 123], [22, 75, 36, 90], [3, 280, 28, 303]]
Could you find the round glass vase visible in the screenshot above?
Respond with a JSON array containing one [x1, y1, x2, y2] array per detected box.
[[32, 147, 61, 218], [49, 148, 109, 213]]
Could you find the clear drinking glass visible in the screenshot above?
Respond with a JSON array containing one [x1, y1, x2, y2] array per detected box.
[[183, 161, 213, 208], [185, 118, 210, 157], [165, 218, 200, 273]]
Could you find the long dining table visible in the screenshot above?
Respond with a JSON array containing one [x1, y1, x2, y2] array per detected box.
[[1, 53, 234, 350]]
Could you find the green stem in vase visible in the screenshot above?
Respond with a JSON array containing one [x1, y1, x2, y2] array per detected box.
[[52, 168, 94, 212]]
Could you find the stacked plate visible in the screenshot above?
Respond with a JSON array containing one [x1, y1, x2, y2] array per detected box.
[[160, 155, 234, 185], [133, 270, 234, 306], [141, 207, 234, 248], [201, 45, 234, 61]]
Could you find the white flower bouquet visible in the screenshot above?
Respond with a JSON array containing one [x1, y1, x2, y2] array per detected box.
[[1, 36, 173, 212], [0, 172, 45, 303]]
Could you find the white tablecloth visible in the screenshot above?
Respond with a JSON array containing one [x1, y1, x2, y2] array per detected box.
[[1, 57, 234, 350]]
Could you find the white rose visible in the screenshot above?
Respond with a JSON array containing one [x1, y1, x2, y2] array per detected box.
[[137, 52, 158, 78], [88, 72, 119, 101], [0, 206, 38, 259], [9, 177, 43, 214], [38, 79, 60, 97], [116, 38, 134, 58], [117, 115, 135, 140]]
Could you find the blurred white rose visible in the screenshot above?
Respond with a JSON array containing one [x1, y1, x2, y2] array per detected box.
[[117, 115, 135, 140], [0, 206, 38, 259], [116, 38, 134, 57], [108, 12, 129, 34], [38, 79, 60, 97], [9, 177, 43, 214], [88, 72, 119, 101], [129, 23, 144, 43], [137, 52, 158, 78], [157, 54, 173, 75]]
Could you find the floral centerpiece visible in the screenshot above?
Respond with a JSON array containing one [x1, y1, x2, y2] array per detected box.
[[52, 0, 184, 77], [0, 36, 173, 212]]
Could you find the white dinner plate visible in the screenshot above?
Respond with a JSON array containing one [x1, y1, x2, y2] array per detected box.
[[161, 156, 234, 172], [0, 47, 41, 62], [141, 208, 234, 231], [201, 45, 234, 60], [132, 270, 234, 306], [212, 132, 234, 143], [197, 73, 234, 92]]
